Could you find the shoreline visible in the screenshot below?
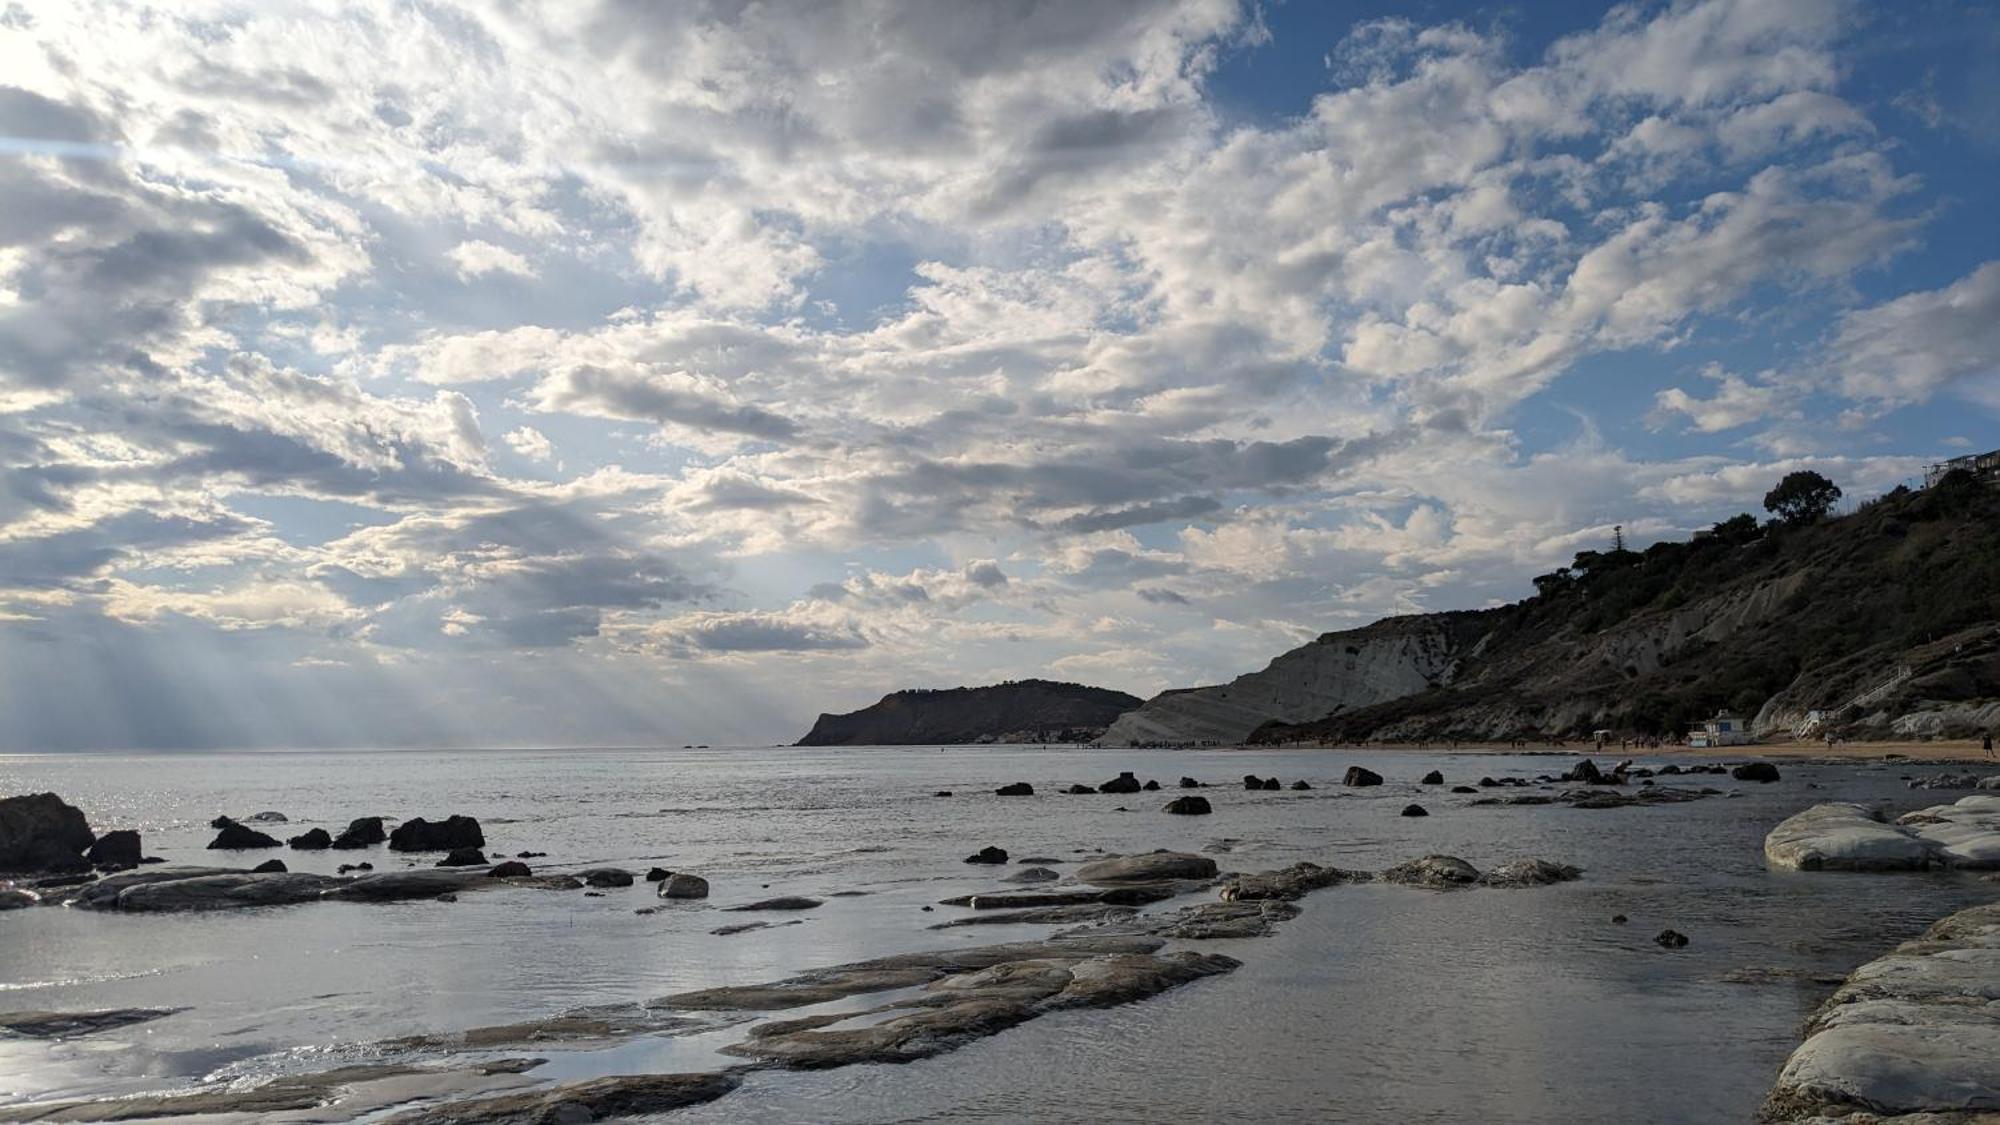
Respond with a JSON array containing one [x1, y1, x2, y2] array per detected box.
[[1238, 738, 1999, 764]]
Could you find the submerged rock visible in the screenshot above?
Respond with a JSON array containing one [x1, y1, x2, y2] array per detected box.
[[1476, 859, 1581, 887], [580, 868, 634, 888], [1654, 929, 1689, 948], [0, 1008, 182, 1039], [287, 828, 332, 850], [1401, 804, 1428, 817], [995, 783, 1034, 797], [389, 816, 484, 852], [330, 817, 388, 849], [965, 846, 1009, 865], [379, 1072, 742, 1124], [1163, 795, 1212, 815], [1062, 784, 1095, 795], [1005, 867, 1060, 884], [1074, 851, 1218, 885], [1290, 780, 1313, 791], [1179, 777, 1202, 788], [436, 848, 488, 868], [1219, 861, 1369, 902], [488, 861, 532, 878], [1379, 854, 1480, 889], [110, 871, 344, 911], [250, 859, 288, 874], [206, 819, 282, 850], [725, 896, 823, 912], [1450, 785, 1478, 794]]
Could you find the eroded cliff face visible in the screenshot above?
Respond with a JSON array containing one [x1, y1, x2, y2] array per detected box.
[[1096, 619, 1470, 746], [797, 680, 1142, 746]]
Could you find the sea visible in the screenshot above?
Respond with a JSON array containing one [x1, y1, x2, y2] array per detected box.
[[1, 746, 1991, 1123]]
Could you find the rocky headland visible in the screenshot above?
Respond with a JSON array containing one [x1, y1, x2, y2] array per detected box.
[[797, 679, 1142, 745]]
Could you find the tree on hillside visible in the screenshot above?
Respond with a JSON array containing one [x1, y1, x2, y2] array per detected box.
[[1764, 471, 1842, 525]]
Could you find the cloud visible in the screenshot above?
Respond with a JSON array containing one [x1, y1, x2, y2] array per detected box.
[[1824, 261, 2000, 403], [504, 425, 554, 462], [448, 240, 536, 280]]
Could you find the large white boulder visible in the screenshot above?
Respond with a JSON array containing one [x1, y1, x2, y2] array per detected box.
[[1763, 803, 1942, 871]]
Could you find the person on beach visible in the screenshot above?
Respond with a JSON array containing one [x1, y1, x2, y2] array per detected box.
[[1986, 732, 1994, 758]]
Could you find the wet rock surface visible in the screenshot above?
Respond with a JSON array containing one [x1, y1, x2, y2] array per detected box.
[[1073, 851, 1218, 884], [206, 818, 282, 850], [1163, 795, 1211, 815], [1764, 902, 2000, 1122], [1379, 854, 1481, 889], [331, 816, 388, 849], [389, 815, 484, 852], [660, 872, 710, 899], [82, 830, 141, 870], [725, 896, 823, 912], [1218, 861, 1368, 902], [0, 794, 95, 874], [1766, 797, 2000, 871]]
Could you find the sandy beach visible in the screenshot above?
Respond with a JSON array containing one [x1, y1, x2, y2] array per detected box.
[[1266, 739, 1999, 764]]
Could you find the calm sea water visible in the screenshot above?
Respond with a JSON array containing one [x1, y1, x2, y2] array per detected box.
[[0, 746, 1991, 1123]]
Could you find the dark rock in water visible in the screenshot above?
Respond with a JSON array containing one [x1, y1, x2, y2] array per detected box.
[[207, 819, 281, 850], [660, 873, 709, 899], [516, 851, 546, 859], [245, 811, 288, 823], [1163, 795, 1212, 815], [965, 846, 1009, 865], [1063, 784, 1095, 795], [329, 817, 388, 850], [1290, 780, 1313, 791], [489, 861, 532, 878], [933, 791, 954, 797], [1142, 779, 1161, 791], [1379, 854, 1480, 889], [1732, 762, 1781, 783], [1655, 928, 1689, 948], [287, 828, 332, 850], [381, 1072, 742, 1124], [646, 867, 669, 882], [1180, 777, 1201, 789], [1098, 771, 1142, 794], [389, 816, 483, 852], [1220, 861, 1369, 902], [1343, 767, 1383, 787], [251, 859, 287, 874], [1450, 785, 1478, 794], [1476, 859, 1581, 887], [0, 1008, 183, 1039], [1612, 914, 1628, 924], [1658, 764, 1682, 775], [1563, 759, 1606, 784], [85, 830, 142, 869], [436, 848, 487, 867], [208, 816, 232, 830], [725, 896, 822, 912], [0, 889, 38, 909], [581, 868, 634, 888], [1006, 867, 1060, 883], [1401, 804, 1428, 817], [1242, 775, 1264, 791], [1016, 856, 1063, 865], [0, 793, 96, 874], [1477, 777, 1499, 787], [337, 862, 373, 874], [91, 870, 345, 911], [1421, 770, 1444, 785], [995, 782, 1034, 797]]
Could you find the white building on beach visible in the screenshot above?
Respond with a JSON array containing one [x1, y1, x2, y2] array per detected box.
[[1688, 712, 1754, 748]]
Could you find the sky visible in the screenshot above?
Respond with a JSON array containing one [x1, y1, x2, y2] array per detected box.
[[0, 0, 1997, 751]]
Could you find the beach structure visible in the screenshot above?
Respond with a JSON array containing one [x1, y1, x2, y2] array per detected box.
[[1924, 447, 2000, 488], [1687, 711, 1754, 748]]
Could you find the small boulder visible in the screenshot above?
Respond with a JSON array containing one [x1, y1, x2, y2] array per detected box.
[[581, 868, 634, 888], [337, 862, 374, 874], [489, 861, 532, 878], [1261, 777, 1282, 790], [287, 828, 332, 850], [207, 818, 282, 850], [85, 830, 143, 869], [330, 817, 387, 849], [1242, 774, 1264, 791], [1401, 804, 1428, 817], [1343, 767, 1383, 787], [1164, 795, 1212, 815], [965, 846, 1009, 865], [1179, 777, 1201, 789], [436, 847, 487, 867], [933, 791, 954, 798], [1142, 779, 1161, 791], [1420, 770, 1444, 785], [389, 815, 483, 852], [1063, 784, 1096, 795], [251, 859, 288, 874], [1611, 914, 1628, 924], [1290, 780, 1313, 791], [1450, 785, 1478, 794], [1098, 772, 1142, 794], [661, 873, 710, 899], [1654, 928, 1689, 948], [1380, 854, 1480, 889], [1075, 851, 1218, 884], [1731, 762, 1781, 783], [995, 783, 1034, 797], [245, 811, 288, 823], [724, 896, 821, 912], [1563, 760, 1605, 784], [645, 867, 670, 883]]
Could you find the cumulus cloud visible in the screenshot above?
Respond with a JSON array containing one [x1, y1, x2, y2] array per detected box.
[[448, 240, 535, 280]]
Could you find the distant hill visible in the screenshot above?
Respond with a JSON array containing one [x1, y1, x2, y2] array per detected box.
[[797, 679, 1143, 746], [1096, 472, 2000, 746]]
